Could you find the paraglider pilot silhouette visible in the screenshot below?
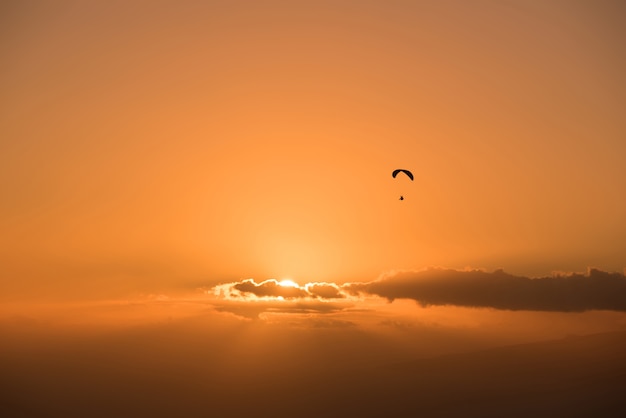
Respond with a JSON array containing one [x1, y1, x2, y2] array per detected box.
[[392, 169, 413, 201]]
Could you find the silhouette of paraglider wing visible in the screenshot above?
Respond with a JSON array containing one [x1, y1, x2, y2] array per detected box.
[[392, 169, 414, 181]]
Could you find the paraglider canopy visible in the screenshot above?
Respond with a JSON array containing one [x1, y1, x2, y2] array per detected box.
[[392, 169, 414, 181]]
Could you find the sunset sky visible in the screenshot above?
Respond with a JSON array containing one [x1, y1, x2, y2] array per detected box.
[[2, 1, 626, 416]]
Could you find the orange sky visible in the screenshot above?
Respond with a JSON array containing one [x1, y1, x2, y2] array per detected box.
[[2, 3, 626, 416], [1, 0, 625, 300]]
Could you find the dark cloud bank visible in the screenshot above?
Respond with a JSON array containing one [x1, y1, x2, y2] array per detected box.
[[348, 268, 626, 312], [221, 268, 626, 312]]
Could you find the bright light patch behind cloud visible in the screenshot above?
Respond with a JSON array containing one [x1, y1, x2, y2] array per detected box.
[[279, 279, 299, 288]]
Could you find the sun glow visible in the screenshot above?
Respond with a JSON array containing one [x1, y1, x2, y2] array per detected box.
[[278, 279, 299, 288]]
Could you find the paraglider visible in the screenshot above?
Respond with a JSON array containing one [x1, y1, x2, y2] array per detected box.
[[392, 169, 413, 201], [392, 169, 414, 180]]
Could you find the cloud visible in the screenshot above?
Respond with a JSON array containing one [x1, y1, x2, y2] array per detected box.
[[212, 268, 626, 313], [233, 279, 309, 299], [215, 279, 349, 301], [210, 278, 354, 318], [211, 299, 353, 319], [305, 283, 345, 299], [346, 268, 626, 312]]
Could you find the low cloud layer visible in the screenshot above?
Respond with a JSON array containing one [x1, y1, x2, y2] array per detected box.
[[348, 268, 626, 312], [215, 279, 346, 301], [210, 279, 353, 317], [214, 268, 626, 313]]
